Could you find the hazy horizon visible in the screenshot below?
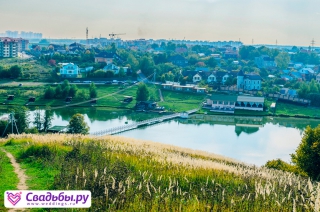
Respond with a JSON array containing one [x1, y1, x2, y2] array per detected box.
[[1, 0, 319, 46]]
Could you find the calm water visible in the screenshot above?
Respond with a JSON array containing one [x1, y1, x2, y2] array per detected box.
[[1, 107, 319, 166]]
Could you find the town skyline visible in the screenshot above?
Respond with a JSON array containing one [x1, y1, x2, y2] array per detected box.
[[1, 0, 319, 46]]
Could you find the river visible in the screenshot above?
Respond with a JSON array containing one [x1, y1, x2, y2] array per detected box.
[[1, 107, 319, 166]]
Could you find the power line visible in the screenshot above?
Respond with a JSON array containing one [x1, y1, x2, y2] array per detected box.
[[49, 72, 155, 110]]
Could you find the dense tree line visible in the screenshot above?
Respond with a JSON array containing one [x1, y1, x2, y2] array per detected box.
[[0, 65, 22, 79]]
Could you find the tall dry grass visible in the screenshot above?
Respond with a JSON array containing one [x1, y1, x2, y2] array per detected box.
[[3, 133, 320, 211]]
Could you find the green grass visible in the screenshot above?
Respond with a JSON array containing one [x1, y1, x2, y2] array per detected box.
[[2, 141, 68, 190], [0, 145, 19, 211], [1, 135, 317, 211], [275, 102, 320, 118]]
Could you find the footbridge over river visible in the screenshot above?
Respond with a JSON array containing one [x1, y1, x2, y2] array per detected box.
[[91, 109, 199, 136]]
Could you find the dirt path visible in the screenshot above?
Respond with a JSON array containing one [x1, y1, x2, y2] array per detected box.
[[1, 149, 28, 212]]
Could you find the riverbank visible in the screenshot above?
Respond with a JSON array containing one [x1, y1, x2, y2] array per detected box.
[[1, 83, 320, 119]]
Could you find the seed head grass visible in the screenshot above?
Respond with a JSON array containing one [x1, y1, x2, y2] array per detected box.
[[2, 133, 319, 211]]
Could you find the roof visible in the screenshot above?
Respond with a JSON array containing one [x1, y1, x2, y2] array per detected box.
[[237, 70, 244, 76], [244, 73, 262, 80], [209, 94, 238, 102], [237, 96, 264, 103]]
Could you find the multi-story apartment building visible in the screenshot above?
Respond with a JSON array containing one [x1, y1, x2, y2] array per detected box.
[[0, 37, 18, 58], [15, 38, 29, 52]]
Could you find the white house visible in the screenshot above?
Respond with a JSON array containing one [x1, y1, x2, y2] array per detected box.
[[207, 71, 230, 84], [237, 70, 262, 90], [193, 73, 202, 83], [60, 63, 79, 78]]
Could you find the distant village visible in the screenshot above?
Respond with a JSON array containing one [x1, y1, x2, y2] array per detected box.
[[1, 31, 320, 113]]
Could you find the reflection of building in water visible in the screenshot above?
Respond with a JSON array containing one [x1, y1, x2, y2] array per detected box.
[[235, 125, 260, 136], [180, 114, 264, 132]]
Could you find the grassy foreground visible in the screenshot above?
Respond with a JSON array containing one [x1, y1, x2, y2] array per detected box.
[[0, 141, 20, 211], [1, 134, 320, 211]]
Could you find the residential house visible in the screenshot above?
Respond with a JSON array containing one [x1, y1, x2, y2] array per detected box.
[[95, 52, 122, 63], [193, 73, 202, 83], [280, 88, 297, 97], [15, 38, 29, 52], [103, 64, 128, 75], [168, 55, 188, 67], [280, 75, 293, 81], [255, 55, 276, 69], [291, 72, 303, 80], [316, 73, 320, 83], [207, 71, 230, 84], [80, 66, 94, 73], [224, 50, 238, 59], [237, 70, 262, 90], [0, 37, 18, 58], [299, 68, 315, 81], [294, 63, 303, 69], [60, 63, 79, 78]]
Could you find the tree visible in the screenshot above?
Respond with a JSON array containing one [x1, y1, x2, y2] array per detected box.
[[139, 56, 155, 76], [89, 82, 97, 98], [136, 83, 149, 101], [48, 59, 56, 66], [291, 125, 320, 180], [206, 57, 217, 68], [33, 107, 42, 131], [298, 83, 310, 98], [12, 107, 29, 133], [69, 84, 78, 97], [118, 67, 126, 77], [67, 113, 90, 134], [275, 52, 290, 70], [55, 85, 62, 98], [42, 106, 53, 132], [105, 70, 114, 78], [44, 86, 55, 99], [9, 65, 22, 78]]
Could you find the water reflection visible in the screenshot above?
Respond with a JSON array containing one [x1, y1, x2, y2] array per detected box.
[[0, 107, 319, 165]]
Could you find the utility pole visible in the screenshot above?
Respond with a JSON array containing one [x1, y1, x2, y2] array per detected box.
[[86, 27, 88, 47], [311, 38, 315, 51], [2, 112, 19, 137]]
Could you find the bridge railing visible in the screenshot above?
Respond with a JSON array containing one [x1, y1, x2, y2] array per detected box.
[[91, 108, 199, 136]]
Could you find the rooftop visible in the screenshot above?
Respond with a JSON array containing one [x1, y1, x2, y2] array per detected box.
[[209, 94, 238, 102], [237, 96, 264, 103]]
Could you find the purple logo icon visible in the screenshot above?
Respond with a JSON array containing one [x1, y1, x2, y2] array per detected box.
[[7, 192, 22, 206]]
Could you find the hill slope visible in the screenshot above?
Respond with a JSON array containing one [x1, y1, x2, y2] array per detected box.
[[1, 134, 319, 211]]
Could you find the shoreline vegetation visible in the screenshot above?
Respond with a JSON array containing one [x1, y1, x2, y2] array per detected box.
[[0, 134, 319, 211], [0, 82, 319, 120]]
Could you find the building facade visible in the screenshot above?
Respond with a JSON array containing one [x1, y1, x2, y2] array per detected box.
[[60, 63, 79, 78], [0, 37, 18, 57], [237, 70, 262, 90]]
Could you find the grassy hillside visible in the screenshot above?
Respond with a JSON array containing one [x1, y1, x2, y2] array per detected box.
[[1, 134, 319, 211]]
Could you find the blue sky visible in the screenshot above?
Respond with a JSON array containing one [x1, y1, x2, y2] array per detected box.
[[1, 0, 319, 45]]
